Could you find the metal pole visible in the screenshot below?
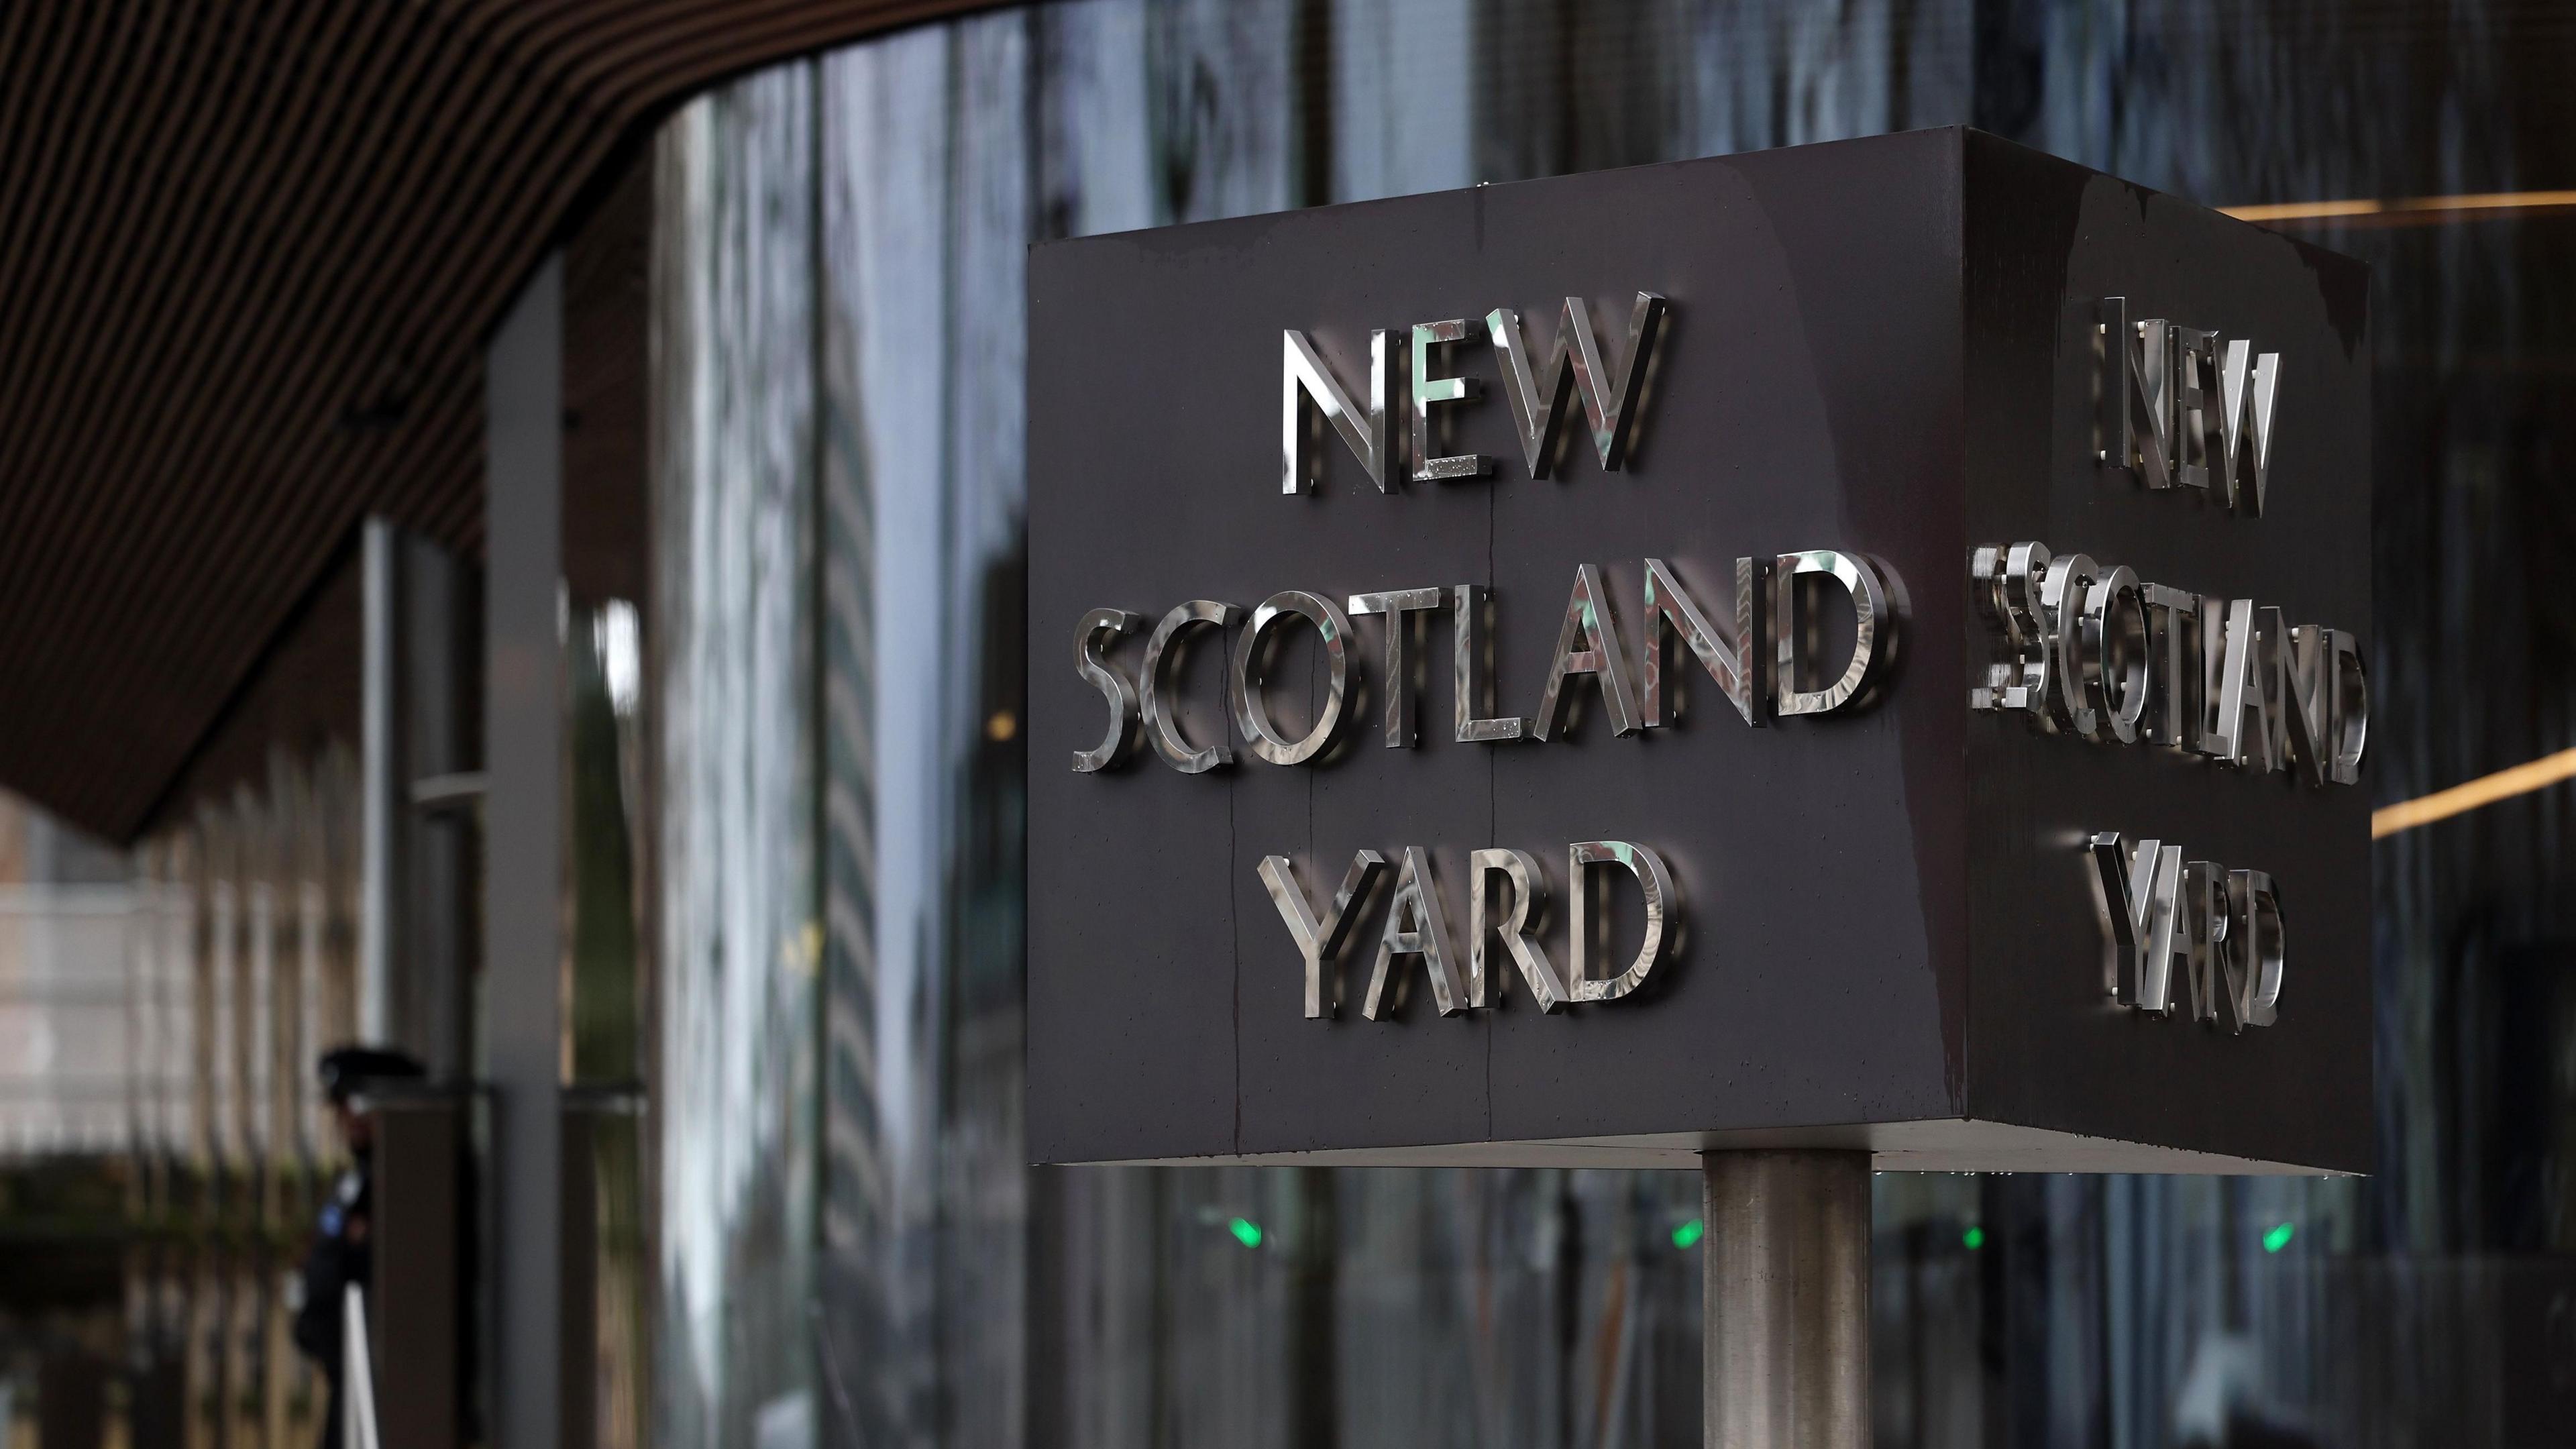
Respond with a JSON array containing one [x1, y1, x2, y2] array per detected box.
[[1701, 1150, 1872, 1449], [486, 252, 565, 1449], [359, 517, 396, 1045]]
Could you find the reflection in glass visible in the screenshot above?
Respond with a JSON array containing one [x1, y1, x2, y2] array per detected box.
[[653, 65, 822, 1449], [111, 751, 361, 1449], [568, 598, 651, 1449]]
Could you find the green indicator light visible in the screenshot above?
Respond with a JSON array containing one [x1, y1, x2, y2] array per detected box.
[[1672, 1219, 1706, 1249], [1228, 1217, 1263, 1248], [1962, 1226, 1985, 1250], [2261, 1222, 2294, 1253]]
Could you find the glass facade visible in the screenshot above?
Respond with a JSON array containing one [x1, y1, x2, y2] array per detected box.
[[643, 3, 2576, 1447], [653, 74, 824, 1447], [118, 755, 365, 1449]]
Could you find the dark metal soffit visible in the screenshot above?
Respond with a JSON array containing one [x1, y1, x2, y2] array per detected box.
[[0, 0, 992, 843]]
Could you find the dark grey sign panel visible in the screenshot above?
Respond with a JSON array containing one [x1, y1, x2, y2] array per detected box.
[[1026, 128, 2371, 1173]]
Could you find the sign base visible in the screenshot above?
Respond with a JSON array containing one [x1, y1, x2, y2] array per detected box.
[[1703, 1150, 1872, 1449], [1065, 1118, 2360, 1175]]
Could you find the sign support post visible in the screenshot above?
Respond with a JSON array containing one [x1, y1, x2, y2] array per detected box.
[[1702, 1150, 1872, 1449]]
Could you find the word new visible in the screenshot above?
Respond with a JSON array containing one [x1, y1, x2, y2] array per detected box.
[[2089, 832, 2284, 1030], [2097, 297, 2281, 515], [1073, 553, 1901, 774], [1259, 841, 1678, 1020], [1970, 541, 2366, 786], [1283, 292, 1667, 493]]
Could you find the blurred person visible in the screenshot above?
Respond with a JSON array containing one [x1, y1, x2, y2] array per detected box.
[[292, 1045, 427, 1449]]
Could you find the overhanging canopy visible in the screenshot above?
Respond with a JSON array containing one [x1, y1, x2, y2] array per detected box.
[[0, 0, 989, 841]]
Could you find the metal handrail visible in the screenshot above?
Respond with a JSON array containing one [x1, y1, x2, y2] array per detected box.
[[342, 1283, 382, 1449]]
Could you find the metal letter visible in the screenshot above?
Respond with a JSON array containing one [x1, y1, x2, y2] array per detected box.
[[2222, 869, 2284, 1030], [1452, 584, 1528, 743], [1567, 841, 1676, 1003], [1227, 590, 1356, 766], [2330, 629, 2368, 784], [2143, 584, 2203, 750], [1260, 851, 1389, 1020], [2129, 318, 2178, 488], [1071, 608, 1144, 773], [1533, 564, 1642, 740], [1362, 846, 1466, 1020], [2089, 833, 2182, 1008], [1141, 600, 1243, 773], [2171, 861, 2229, 1023], [1468, 848, 1568, 1011], [2081, 566, 2149, 745], [2208, 602, 2284, 771], [1485, 292, 1668, 478], [1642, 556, 1768, 728], [1410, 319, 1491, 482], [1350, 588, 1447, 748], [2220, 339, 2281, 517], [2038, 553, 2102, 738], [2282, 624, 2337, 788], [2171, 327, 2219, 494], [1774, 551, 1897, 718], [1970, 542, 2052, 721], [2096, 299, 2132, 474], [2196, 599, 2230, 757], [1282, 328, 1394, 494], [2206, 600, 2261, 769], [2085, 833, 2136, 1000]]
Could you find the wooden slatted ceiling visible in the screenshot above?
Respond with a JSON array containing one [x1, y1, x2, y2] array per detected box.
[[0, 1, 991, 843]]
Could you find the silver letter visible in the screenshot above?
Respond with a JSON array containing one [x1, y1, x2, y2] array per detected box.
[[2081, 566, 2149, 745], [1141, 600, 1242, 773], [1533, 564, 1641, 740], [1468, 848, 1568, 1012], [2196, 600, 2230, 757], [2330, 629, 2368, 784], [1362, 846, 1466, 1020], [1228, 590, 1356, 767], [2142, 584, 2202, 750], [1774, 551, 1897, 718], [1410, 319, 1491, 482], [1452, 584, 1528, 743], [2038, 553, 2101, 738], [1970, 541, 2051, 720], [1071, 608, 1144, 773], [2221, 869, 2283, 1030], [2129, 318, 2178, 488], [1282, 329, 1393, 494], [2173, 861, 2229, 1022], [2220, 339, 2280, 517], [1349, 588, 1447, 748], [2090, 833, 2180, 1008], [1260, 851, 1388, 1020], [1485, 292, 1668, 478], [2207, 601, 2283, 771], [2171, 327, 2219, 494], [2096, 299, 2131, 473], [1567, 841, 1676, 1003], [2282, 624, 2336, 788], [1642, 556, 1768, 728]]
